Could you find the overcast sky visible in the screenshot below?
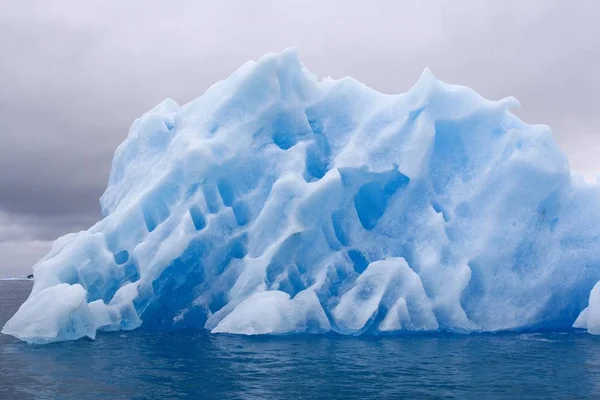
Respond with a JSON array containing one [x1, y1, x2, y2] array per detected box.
[[1, 0, 599, 276]]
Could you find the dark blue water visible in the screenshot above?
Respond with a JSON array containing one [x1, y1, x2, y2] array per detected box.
[[2, 281, 600, 399]]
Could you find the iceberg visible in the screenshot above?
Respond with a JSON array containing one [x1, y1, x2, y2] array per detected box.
[[573, 282, 600, 334], [4, 49, 600, 344]]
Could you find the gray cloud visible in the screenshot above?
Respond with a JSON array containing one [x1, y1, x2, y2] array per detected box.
[[0, 0, 599, 275], [0, 211, 95, 276]]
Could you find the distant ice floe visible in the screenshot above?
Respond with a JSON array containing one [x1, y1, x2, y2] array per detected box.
[[0, 276, 33, 281]]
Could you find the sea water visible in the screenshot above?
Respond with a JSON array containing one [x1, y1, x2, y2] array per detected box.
[[1, 281, 600, 399]]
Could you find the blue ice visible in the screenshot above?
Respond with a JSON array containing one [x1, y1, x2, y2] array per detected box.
[[4, 49, 600, 344]]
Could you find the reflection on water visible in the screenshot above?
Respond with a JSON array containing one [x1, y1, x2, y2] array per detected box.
[[1, 281, 600, 399]]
